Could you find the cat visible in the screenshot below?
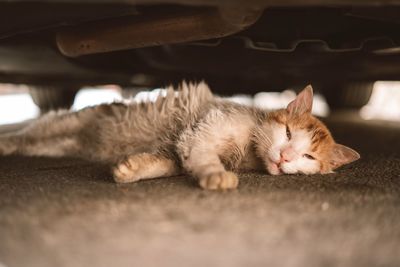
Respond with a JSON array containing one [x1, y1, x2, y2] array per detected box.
[[0, 82, 359, 190]]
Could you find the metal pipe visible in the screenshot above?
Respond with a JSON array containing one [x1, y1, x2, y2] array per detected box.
[[56, 7, 262, 57]]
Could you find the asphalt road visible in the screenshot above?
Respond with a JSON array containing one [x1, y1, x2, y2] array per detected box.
[[0, 115, 400, 267]]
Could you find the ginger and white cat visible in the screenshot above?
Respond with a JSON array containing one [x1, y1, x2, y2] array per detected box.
[[0, 82, 359, 190]]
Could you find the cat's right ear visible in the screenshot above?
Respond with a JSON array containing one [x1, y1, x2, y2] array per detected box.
[[287, 85, 313, 116], [329, 143, 360, 170]]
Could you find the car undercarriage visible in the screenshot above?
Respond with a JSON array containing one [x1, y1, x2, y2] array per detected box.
[[2, 2, 400, 94]]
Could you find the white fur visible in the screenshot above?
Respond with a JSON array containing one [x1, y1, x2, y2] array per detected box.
[[266, 124, 320, 175], [180, 108, 256, 177], [264, 122, 286, 163]]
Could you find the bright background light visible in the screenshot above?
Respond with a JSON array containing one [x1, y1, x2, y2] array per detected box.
[[0, 93, 39, 124], [0, 82, 398, 125], [72, 87, 122, 110], [360, 81, 400, 121]]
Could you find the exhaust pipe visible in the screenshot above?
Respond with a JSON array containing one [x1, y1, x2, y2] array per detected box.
[[56, 7, 262, 57]]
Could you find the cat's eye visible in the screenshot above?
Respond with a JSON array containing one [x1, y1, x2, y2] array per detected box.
[[304, 154, 315, 160], [286, 126, 291, 140]]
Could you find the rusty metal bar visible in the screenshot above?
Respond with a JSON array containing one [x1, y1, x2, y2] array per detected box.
[[56, 7, 262, 57]]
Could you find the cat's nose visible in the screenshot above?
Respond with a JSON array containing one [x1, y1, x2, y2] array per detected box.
[[280, 147, 295, 162], [280, 153, 290, 163]]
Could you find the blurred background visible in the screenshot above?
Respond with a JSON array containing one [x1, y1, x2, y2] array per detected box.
[[0, 81, 397, 125]]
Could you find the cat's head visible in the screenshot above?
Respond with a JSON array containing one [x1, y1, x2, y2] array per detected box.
[[254, 85, 360, 175]]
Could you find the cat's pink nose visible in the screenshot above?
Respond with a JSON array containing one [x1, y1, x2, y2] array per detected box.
[[280, 154, 289, 163], [280, 147, 295, 163]]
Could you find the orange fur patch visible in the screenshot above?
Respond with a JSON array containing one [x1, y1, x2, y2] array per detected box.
[[267, 109, 336, 173]]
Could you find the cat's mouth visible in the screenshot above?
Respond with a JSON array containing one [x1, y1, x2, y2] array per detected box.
[[277, 164, 283, 171], [275, 161, 293, 175], [270, 161, 284, 175], [277, 163, 285, 174]]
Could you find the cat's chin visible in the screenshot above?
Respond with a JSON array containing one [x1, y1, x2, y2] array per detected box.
[[267, 161, 300, 175], [279, 164, 297, 174]]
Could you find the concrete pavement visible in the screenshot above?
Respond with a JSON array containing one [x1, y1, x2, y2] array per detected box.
[[0, 117, 399, 267]]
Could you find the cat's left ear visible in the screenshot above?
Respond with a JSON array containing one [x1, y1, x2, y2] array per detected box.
[[287, 85, 313, 115], [329, 143, 360, 170]]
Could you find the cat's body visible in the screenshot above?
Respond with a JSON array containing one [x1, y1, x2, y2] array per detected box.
[[0, 82, 360, 190]]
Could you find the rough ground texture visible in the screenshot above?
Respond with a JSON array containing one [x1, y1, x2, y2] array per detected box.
[[0, 116, 400, 267]]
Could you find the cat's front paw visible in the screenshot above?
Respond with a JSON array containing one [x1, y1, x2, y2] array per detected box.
[[199, 171, 239, 190], [113, 158, 140, 183]]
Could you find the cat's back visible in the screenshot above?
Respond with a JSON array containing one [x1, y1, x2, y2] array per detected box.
[[118, 82, 215, 133], [78, 82, 215, 161]]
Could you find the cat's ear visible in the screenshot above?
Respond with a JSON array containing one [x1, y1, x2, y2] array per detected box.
[[329, 144, 360, 170], [287, 85, 313, 115]]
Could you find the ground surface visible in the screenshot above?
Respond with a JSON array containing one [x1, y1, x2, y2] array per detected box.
[[0, 116, 400, 267]]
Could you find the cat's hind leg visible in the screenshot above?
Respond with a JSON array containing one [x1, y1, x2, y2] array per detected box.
[[113, 153, 181, 183]]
